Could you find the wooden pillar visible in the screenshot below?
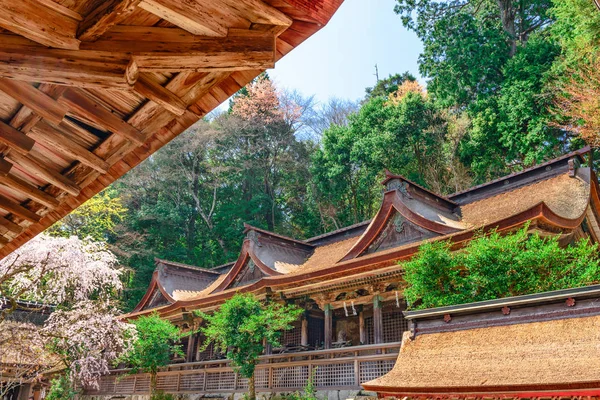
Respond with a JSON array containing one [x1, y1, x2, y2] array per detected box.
[[324, 304, 333, 349], [301, 315, 309, 346], [263, 337, 272, 355], [359, 309, 366, 345], [186, 332, 197, 362], [373, 295, 383, 344]]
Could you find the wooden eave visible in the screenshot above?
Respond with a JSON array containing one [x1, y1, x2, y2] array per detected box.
[[132, 269, 176, 312], [0, 0, 343, 259], [211, 237, 283, 292]]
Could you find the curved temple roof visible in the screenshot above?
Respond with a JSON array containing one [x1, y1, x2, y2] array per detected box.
[[131, 147, 600, 316]]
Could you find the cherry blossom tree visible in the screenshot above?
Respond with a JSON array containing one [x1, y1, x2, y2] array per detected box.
[[43, 300, 136, 390], [0, 234, 122, 319], [0, 234, 135, 397]]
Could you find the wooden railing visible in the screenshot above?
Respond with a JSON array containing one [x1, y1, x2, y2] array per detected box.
[[83, 342, 400, 396]]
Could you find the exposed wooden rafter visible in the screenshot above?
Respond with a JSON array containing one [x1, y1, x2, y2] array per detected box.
[[78, 0, 142, 42], [0, 0, 342, 257], [0, 0, 80, 50]]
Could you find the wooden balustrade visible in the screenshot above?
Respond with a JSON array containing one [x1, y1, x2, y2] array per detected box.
[[83, 342, 400, 396]]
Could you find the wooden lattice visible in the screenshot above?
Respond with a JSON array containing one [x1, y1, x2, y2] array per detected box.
[[156, 374, 179, 392], [314, 363, 355, 387], [272, 365, 310, 388], [366, 307, 407, 344], [359, 360, 395, 383], [205, 371, 236, 391], [282, 321, 302, 346], [134, 375, 151, 393], [179, 372, 204, 392]]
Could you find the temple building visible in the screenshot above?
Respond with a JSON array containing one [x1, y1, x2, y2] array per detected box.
[[363, 285, 600, 398], [86, 147, 600, 398]]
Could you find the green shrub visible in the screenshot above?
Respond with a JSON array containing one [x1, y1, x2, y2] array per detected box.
[[150, 391, 175, 400], [45, 374, 77, 400], [402, 224, 600, 309]]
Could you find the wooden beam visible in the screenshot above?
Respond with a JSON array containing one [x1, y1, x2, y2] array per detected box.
[[214, 0, 292, 30], [0, 120, 35, 155], [0, 35, 132, 89], [0, 0, 80, 50], [0, 30, 274, 87], [85, 28, 276, 72], [0, 194, 41, 223], [133, 73, 187, 116], [78, 0, 142, 42], [0, 173, 60, 209], [6, 152, 81, 197], [0, 158, 11, 177], [0, 215, 23, 235], [139, 0, 229, 37], [30, 121, 110, 174], [59, 89, 146, 146], [0, 80, 68, 125]]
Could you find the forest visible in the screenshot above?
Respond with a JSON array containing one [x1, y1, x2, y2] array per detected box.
[[46, 0, 600, 310]]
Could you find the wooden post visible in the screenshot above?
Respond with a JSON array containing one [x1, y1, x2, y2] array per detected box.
[[263, 337, 272, 355], [301, 315, 309, 346], [186, 332, 197, 362], [373, 296, 383, 345], [324, 304, 333, 349], [358, 309, 366, 345]]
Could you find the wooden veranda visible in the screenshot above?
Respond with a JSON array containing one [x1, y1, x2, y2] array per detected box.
[[0, 0, 342, 259]]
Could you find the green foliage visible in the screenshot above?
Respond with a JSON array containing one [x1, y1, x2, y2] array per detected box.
[[121, 313, 183, 376], [198, 294, 302, 379], [150, 392, 175, 400], [46, 374, 78, 400], [47, 189, 126, 242], [403, 225, 600, 309], [365, 72, 416, 99]]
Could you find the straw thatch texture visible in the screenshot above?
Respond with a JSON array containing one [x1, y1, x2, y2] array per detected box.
[[461, 173, 589, 227], [363, 314, 600, 393]]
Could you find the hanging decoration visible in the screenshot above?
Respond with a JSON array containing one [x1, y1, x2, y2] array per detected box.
[[351, 301, 357, 316], [343, 301, 349, 317]]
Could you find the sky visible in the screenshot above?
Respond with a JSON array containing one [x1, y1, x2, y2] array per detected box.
[[267, 0, 424, 104]]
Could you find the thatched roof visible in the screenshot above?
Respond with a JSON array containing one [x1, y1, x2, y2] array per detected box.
[[363, 286, 600, 397]]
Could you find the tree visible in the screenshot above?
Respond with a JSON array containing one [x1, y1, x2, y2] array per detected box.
[[0, 234, 122, 319], [365, 71, 416, 100], [309, 80, 463, 231], [0, 234, 133, 396], [46, 189, 126, 242], [392, 0, 575, 182], [402, 224, 600, 309], [550, 0, 600, 146], [198, 294, 302, 400], [43, 301, 136, 390], [120, 313, 183, 397]]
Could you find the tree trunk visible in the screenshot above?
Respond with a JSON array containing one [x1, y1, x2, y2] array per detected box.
[[248, 373, 256, 400], [150, 372, 157, 397], [496, 0, 517, 56]]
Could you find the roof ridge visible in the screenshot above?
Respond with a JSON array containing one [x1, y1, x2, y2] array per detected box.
[[305, 220, 371, 243], [448, 146, 591, 199], [243, 223, 314, 247], [154, 258, 222, 275], [382, 170, 458, 205]]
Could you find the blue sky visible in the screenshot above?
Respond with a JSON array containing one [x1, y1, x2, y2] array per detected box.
[[267, 0, 424, 103]]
